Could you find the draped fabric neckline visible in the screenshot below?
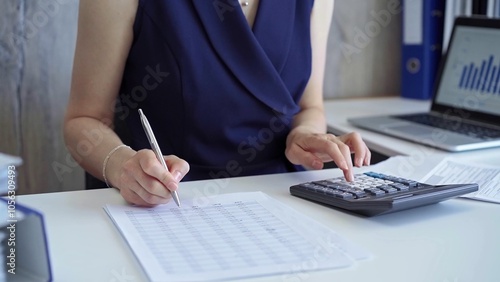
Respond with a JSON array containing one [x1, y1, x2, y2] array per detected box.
[[191, 0, 300, 116]]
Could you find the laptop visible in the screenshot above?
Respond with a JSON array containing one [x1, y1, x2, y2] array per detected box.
[[348, 16, 500, 152]]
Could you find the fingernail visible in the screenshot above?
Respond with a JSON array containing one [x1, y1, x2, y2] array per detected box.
[[167, 182, 178, 191], [173, 171, 182, 182], [346, 173, 354, 182], [340, 161, 348, 170], [355, 157, 362, 167]]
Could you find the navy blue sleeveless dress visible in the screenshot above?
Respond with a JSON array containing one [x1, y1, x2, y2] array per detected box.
[[117, 0, 315, 181]]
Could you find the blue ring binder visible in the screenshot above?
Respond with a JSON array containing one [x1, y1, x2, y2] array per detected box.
[[401, 0, 445, 100]]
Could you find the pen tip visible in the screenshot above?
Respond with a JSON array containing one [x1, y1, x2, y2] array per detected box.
[[172, 192, 181, 208]]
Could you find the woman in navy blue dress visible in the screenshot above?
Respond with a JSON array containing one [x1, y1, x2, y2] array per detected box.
[[64, 0, 371, 206]]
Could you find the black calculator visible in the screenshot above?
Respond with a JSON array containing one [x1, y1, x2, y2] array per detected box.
[[290, 172, 478, 216]]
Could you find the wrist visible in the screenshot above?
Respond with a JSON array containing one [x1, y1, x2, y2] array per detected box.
[[103, 145, 135, 188], [288, 125, 324, 138]]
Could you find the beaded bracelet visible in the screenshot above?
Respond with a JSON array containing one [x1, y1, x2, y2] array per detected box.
[[102, 144, 130, 188]]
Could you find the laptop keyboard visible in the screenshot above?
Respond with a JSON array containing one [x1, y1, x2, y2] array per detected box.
[[393, 113, 500, 139], [290, 171, 478, 216]]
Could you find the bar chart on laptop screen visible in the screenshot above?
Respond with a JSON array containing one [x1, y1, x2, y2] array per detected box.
[[458, 55, 500, 94], [436, 26, 500, 115]]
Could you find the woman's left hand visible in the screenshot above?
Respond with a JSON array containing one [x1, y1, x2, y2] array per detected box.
[[285, 129, 371, 182]]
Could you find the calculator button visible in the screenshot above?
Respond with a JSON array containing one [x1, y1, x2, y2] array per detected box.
[[321, 187, 336, 196], [314, 180, 352, 191], [389, 183, 410, 191], [363, 188, 386, 196], [301, 183, 316, 190], [331, 190, 345, 198], [308, 184, 325, 192], [346, 189, 367, 198], [408, 181, 419, 188], [340, 192, 355, 199], [393, 178, 410, 185], [332, 183, 353, 190], [363, 172, 381, 178], [313, 180, 333, 186], [378, 186, 398, 194]]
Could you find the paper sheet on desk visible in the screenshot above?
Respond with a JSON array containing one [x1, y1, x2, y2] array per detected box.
[[0, 153, 22, 166], [0, 153, 22, 194], [104, 192, 370, 282], [420, 158, 500, 204]]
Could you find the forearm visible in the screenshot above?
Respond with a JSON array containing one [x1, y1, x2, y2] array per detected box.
[[289, 0, 332, 138], [63, 117, 136, 187]]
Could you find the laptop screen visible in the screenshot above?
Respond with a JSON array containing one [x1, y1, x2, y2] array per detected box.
[[435, 24, 500, 117]]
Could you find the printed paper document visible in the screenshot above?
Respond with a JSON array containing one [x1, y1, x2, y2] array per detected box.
[[0, 153, 22, 194], [104, 192, 370, 281], [421, 158, 500, 204]]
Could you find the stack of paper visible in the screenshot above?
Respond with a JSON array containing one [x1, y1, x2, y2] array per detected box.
[[105, 192, 371, 281], [421, 158, 500, 204], [0, 153, 22, 195]]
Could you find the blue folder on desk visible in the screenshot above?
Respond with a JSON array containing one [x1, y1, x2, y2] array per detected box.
[[401, 0, 445, 100], [1, 199, 52, 282]]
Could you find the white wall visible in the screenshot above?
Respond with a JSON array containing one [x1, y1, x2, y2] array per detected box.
[[325, 0, 402, 98]]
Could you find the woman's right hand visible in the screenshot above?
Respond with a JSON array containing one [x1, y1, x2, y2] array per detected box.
[[116, 149, 190, 206]]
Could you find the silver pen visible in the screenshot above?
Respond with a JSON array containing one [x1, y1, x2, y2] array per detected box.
[[138, 109, 181, 207]]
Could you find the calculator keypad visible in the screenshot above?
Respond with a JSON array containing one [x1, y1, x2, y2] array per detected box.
[[290, 171, 479, 216], [303, 172, 420, 200]]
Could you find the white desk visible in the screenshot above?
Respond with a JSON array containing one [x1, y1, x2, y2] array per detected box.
[[18, 97, 500, 282]]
